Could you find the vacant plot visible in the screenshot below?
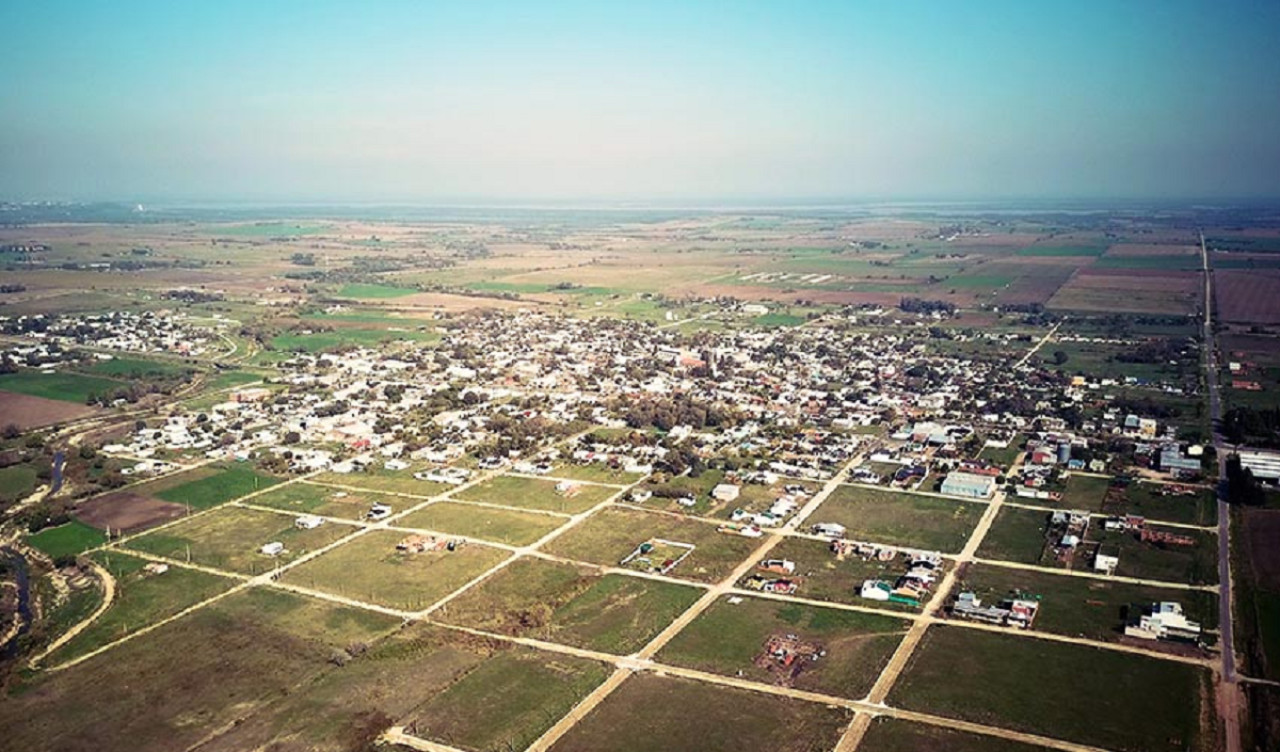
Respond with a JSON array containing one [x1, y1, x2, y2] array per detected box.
[[310, 465, 450, 497], [1236, 508, 1280, 681], [859, 718, 1056, 752], [283, 529, 509, 611], [154, 465, 279, 510], [250, 482, 410, 521], [0, 390, 97, 429], [48, 551, 239, 664], [890, 626, 1212, 752], [976, 506, 1051, 565], [813, 486, 983, 553], [439, 557, 702, 654], [1116, 481, 1217, 526], [1016, 245, 1106, 257], [1216, 270, 1280, 324], [549, 462, 644, 484], [0, 370, 122, 403], [27, 520, 109, 559], [207, 586, 401, 649], [269, 328, 435, 352], [0, 463, 39, 504], [456, 474, 617, 514], [1085, 525, 1218, 585], [953, 562, 1218, 644], [124, 506, 355, 575], [84, 357, 190, 379], [409, 647, 609, 752], [399, 501, 565, 546], [544, 507, 759, 583], [1061, 473, 1110, 507], [74, 491, 187, 533], [658, 594, 909, 698], [549, 672, 851, 752]]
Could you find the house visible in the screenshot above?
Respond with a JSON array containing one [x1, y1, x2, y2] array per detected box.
[[860, 580, 893, 601], [811, 523, 847, 539], [295, 515, 325, 530], [941, 471, 996, 499], [260, 541, 285, 557], [1125, 601, 1201, 642], [1093, 552, 1119, 575], [758, 559, 796, 575], [711, 483, 741, 503], [367, 502, 393, 521]]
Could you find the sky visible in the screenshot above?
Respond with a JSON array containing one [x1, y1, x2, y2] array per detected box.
[[2, 0, 1280, 204]]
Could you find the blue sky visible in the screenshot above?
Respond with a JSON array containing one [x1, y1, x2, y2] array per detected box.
[[2, 0, 1279, 203]]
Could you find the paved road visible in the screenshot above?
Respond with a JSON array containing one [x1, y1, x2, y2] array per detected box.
[[1202, 230, 1243, 752]]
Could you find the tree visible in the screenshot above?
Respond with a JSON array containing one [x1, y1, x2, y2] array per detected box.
[[1052, 350, 1069, 366]]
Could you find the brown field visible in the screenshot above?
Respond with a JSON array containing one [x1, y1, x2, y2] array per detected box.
[[0, 391, 98, 429], [1049, 270, 1201, 315], [1243, 509, 1280, 588], [1106, 243, 1200, 257], [1216, 271, 1280, 324], [74, 491, 187, 533]]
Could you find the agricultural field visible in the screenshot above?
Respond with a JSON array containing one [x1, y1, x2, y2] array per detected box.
[[124, 505, 356, 575], [548, 673, 852, 752], [657, 594, 910, 698], [153, 465, 280, 510], [813, 485, 984, 553], [859, 718, 1056, 752], [542, 506, 759, 583], [26, 520, 109, 559], [439, 557, 702, 653], [397, 501, 566, 546], [1236, 508, 1280, 682], [0, 390, 98, 430], [1216, 270, 1280, 324], [890, 626, 1214, 752], [281, 529, 509, 611], [0, 370, 123, 403], [1048, 270, 1202, 315], [455, 474, 618, 514]]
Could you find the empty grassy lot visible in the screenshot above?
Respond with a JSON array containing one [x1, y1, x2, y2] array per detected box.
[[889, 626, 1212, 752], [976, 506, 1052, 565], [1060, 473, 1111, 508], [548, 462, 642, 484], [269, 328, 436, 352], [438, 557, 702, 654], [250, 482, 410, 520], [0, 370, 123, 403], [1092, 480, 1216, 526], [398, 501, 565, 546], [310, 464, 451, 497], [154, 465, 279, 510], [953, 562, 1218, 644], [282, 529, 509, 611], [124, 505, 356, 575], [409, 647, 610, 752], [27, 520, 108, 559], [0, 463, 38, 504], [548, 672, 851, 752], [83, 357, 190, 379], [456, 474, 617, 514], [813, 485, 984, 553], [859, 718, 1056, 752], [1088, 525, 1218, 585], [208, 586, 402, 649], [762, 537, 929, 613], [47, 551, 239, 664], [543, 507, 759, 583], [658, 594, 910, 698]]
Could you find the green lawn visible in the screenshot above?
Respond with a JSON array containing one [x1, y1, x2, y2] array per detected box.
[[0, 464, 39, 504], [27, 520, 109, 559], [1016, 245, 1107, 257], [658, 594, 910, 699], [0, 370, 123, 403], [155, 465, 280, 510], [976, 506, 1051, 565], [890, 626, 1212, 752]]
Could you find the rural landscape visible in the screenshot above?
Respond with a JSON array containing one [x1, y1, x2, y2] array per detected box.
[[0, 203, 1277, 752]]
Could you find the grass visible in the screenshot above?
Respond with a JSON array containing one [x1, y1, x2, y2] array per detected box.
[[813, 485, 984, 553], [398, 501, 565, 546], [438, 557, 703, 654], [154, 465, 279, 510], [47, 551, 239, 664], [1060, 473, 1111, 507], [657, 594, 910, 699], [205, 369, 264, 391], [249, 482, 408, 520], [213, 221, 328, 237], [0, 464, 38, 504], [335, 282, 419, 299], [82, 358, 190, 379], [1017, 245, 1107, 257], [0, 370, 123, 403], [954, 562, 1218, 643], [548, 462, 642, 484], [890, 626, 1212, 752], [976, 506, 1051, 565], [207, 586, 401, 648], [27, 520, 108, 559], [310, 464, 450, 496], [1087, 525, 1218, 585], [269, 328, 437, 352], [455, 474, 617, 514], [549, 672, 852, 752], [124, 505, 355, 575], [409, 647, 609, 752], [859, 718, 1057, 752], [282, 529, 509, 611], [544, 507, 759, 583], [1101, 480, 1216, 526]]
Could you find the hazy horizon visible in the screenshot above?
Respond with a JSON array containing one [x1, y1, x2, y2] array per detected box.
[[4, 0, 1280, 204]]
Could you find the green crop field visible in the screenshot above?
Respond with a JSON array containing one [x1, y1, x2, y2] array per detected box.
[[27, 520, 109, 559], [814, 485, 984, 553], [439, 557, 702, 653], [0, 370, 123, 403], [282, 529, 509, 611], [1016, 245, 1107, 257], [550, 672, 851, 752], [658, 594, 910, 699], [48, 551, 239, 664], [83, 357, 191, 378], [125, 506, 355, 575], [398, 501, 565, 546], [890, 626, 1212, 752], [269, 328, 437, 352], [544, 507, 759, 583], [456, 474, 617, 514], [154, 465, 280, 510]]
